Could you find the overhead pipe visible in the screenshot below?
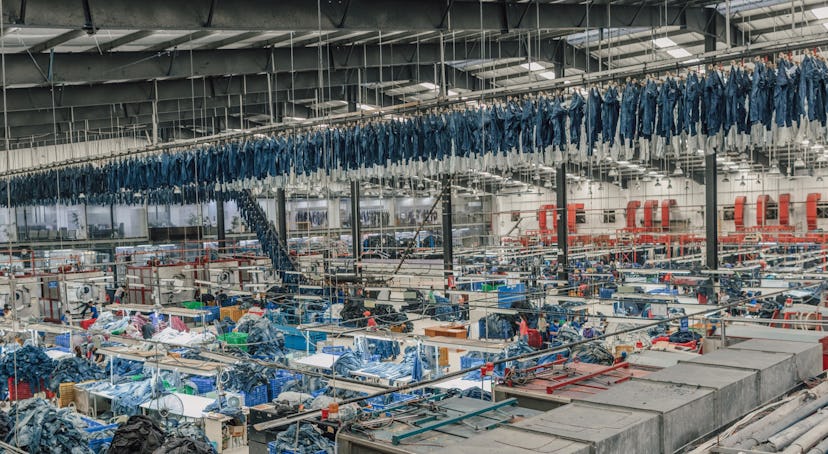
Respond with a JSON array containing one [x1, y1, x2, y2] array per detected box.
[[732, 393, 828, 450], [782, 417, 828, 454], [723, 381, 828, 448], [769, 411, 827, 451]]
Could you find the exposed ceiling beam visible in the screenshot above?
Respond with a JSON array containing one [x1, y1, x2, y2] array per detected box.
[[195, 31, 263, 50], [0, 65, 455, 113], [144, 30, 215, 52], [25, 29, 85, 53], [5, 0, 699, 31], [4, 39, 592, 87], [85, 30, 154, 53]]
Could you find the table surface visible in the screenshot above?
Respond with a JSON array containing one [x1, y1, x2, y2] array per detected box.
[[431, 376, 492, 392], [140, 392, 215, 419]]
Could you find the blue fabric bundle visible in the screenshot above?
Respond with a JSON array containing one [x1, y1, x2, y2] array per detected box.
[[0, 345, 55, 393], [224, 363, 277, 393], [268, 423, 333, 454], [105, 358, 144, 382], [332, 351, 362, 377], [6, 398, 93, 454], [48, 357, 107, 391], [235, 317, 286, 358]]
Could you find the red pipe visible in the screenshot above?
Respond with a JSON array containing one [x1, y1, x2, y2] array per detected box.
[[568, 204, 583, 233], [546, 362, 631, 393]]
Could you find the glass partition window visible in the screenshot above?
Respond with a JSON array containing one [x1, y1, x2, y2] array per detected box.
[[114, 205, 148, 238], [395, 197, 439, 226]]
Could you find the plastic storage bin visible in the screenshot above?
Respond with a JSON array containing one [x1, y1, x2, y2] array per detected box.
[[241, 384, 268, 407]]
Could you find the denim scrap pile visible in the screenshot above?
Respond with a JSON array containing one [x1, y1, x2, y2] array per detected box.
[[105, 358, 144, 382], [107, 415, 166, 454], [0, 345, 55, 394], [5, 398, 93, 454], [47, 356, 107, 391], [268, 423, 333, 454], [223, 363, 278, 393], [234, 315, 286, 358], [332, 351, 363, 377], [203, 397, 246, 421], [81, 377, 161, 416], [151, 436, 215, 454], [354, 337, 400, 361]]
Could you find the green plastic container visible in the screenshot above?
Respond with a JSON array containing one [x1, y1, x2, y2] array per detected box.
[[218, 332, 249, 352], [182, 301, 201, 310]]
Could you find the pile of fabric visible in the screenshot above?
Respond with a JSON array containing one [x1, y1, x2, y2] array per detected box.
[[478, 314, 514, 339], [223, 363, 277, 393], [81, 376, 162, 416], [89, 312, 130, 334], [235, 315, 286, 358], [107, 415, 166, 454], [332, 351, 363, 377], [106, 358, 144, 382], [5, 398, 92, 454], [47, 356, 107, 392], [152, 327, 215, 346], [0, 345, 55, 394], [268, 423, 333, 454]]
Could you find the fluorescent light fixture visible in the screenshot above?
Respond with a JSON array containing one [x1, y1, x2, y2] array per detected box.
[[538, 71, 556, 80], [616, 160, 630, 166], [419, 82, 438, 90], [684, 58, 701, 64], [446, 89, 459, 96], [813, 6, 828, 19], [667, 48, 692, 59], [520, 62, 545, 71], [356, 103, 376, 111], [653, 37, 677, 48]]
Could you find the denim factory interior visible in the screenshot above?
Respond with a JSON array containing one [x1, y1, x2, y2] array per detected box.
[[7, 1, 828, 453]]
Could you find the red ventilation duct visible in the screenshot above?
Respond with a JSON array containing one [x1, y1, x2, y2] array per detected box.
[[626, 201, 642, 230], [756, 194, 771, 227], [662, 199, 677, 231], [643, 200, 659, 231], [734, 196, 747, 231], [778, 194, 791, 226], [807, 193, 821, 231], [537, 204, 557, 232], [568, 204, 583, 233]]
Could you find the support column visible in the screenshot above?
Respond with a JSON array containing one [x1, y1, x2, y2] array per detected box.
[[441, 176, 454, 290], [350, 181, 362, 275], [705, 152, 719, 304], [705, 152, 718, 271], [216, 193, 226, 250], [704, 8, 717, 53], [556, 165, 568, 281], [346, 85, 358, 113], [553, 41, 565, 78], [276, 188, 288, 247]]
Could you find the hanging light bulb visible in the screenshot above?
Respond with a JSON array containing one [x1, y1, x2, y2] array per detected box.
[[634, 179, 641, 190], [768, 162, 782, 176], [794, 156, 807, 168], [654, 178, 662, 187], [722, 173, 730, 183], [740, 176, 746, 186], [667, 180, 673, 189], [173, 186, 181, 195], [672, 165, 684, 176], [608, 168, 619, 177], [685, 181, 690, 190], [78, 192, 86, 200], [818, 175, 825, 182]]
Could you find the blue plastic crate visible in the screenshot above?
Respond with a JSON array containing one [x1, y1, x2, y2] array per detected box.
[[199, 306, 220, 323], [497, 283, 526, 308], [187, 376, 215, 394], [80, 417, 103, 429], [242, 384, 268, 407], [275, 324, 327, 352], [55, 333, 71, 348], [599, 288, 614, 299], [85, 423, 118, 434]]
